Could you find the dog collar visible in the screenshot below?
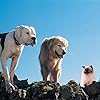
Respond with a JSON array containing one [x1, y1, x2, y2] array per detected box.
[[13, 31, 21, 45]]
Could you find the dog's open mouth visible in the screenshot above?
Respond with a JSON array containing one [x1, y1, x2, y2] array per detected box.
[[30, 42, 34, 46], [55, 51, 63, 58], [25, 43, 29, 46], [31, 40, 37, 46], [25, 42, 35, 46]]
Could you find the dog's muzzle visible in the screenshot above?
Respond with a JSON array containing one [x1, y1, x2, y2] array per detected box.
[[31, 37, 36, 43], [25, 37, 37, 46], [30, 37, 37, 46], [55, 50, 66, 59], [55, 51, 63, 58], [62, 50, 66, 55]]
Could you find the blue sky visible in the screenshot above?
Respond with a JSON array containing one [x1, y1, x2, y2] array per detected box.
[[0, 0, 100, 84]]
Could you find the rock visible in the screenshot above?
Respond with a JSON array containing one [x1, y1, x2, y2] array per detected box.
[[60, 84, 74, 100], [67, 80, 88, 100], [27, 81, 60, 100], [14, 75, 29, 89], [0, 72, 100, 100], [84, 81, 100, 100]]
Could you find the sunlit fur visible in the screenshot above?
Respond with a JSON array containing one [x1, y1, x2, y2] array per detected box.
[[0, 25, 36, 93], [39, 36, 68, 82]]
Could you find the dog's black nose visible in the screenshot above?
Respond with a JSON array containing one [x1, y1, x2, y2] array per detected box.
[[31, 37, 36, 41], [31, 37, 37, 44], [62, 50, 66, 55]]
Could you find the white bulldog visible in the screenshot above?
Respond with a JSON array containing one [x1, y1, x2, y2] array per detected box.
[[0, 25, 37, 93]]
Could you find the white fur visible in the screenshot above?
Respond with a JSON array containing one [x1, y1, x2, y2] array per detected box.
[[0, 25, 36, 93], [80, 66, 95, 87]]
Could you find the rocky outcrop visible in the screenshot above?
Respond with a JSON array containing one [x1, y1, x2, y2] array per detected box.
[[0, 72, 100, 100]]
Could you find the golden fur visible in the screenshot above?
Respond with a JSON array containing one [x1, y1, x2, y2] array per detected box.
[[39, 36, 68, 82]]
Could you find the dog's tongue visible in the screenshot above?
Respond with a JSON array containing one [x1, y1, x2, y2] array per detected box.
[[59, 55, 63, 58], [25, 43, 29, 46], [31, 43, 35, 46]]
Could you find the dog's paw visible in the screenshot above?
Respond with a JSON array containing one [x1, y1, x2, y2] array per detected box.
[[18, 89, 27, 98], [6, 82, 15, 93]]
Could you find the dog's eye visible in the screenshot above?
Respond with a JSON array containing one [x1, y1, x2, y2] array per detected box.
[[26, 32, 29, 34], [58, 45, 61, 47]]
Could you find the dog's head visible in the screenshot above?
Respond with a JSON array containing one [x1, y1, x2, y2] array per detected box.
[[15, 25, 37, 46], [82, 65, 94, 74], [48, 36, 68, 59]]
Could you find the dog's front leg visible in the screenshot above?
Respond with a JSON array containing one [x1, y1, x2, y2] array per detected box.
[[1, 52, 15, 93], [1, 56, 10, 81], [9, 54, 20, 85], [50, 68, 60, 82]]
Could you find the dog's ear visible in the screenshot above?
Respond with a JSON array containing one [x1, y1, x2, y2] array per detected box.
[[66, 39, 69, 48], [15, 25, 24, 30], [15, 25, 24, 39], [29, 26, 36, 36], [47, 39, 54, 49]]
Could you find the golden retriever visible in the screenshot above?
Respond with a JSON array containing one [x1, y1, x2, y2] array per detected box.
[[39, 36, 68, 82]]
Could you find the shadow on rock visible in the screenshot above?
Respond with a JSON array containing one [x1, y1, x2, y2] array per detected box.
[[0, 72, 100, 100]]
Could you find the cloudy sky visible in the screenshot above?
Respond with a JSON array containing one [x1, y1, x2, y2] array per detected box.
[[0, 0, 100, 84]]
